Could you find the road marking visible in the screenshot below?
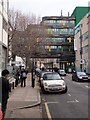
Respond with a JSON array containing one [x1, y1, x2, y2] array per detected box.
[[75, 99, 79, 102], [45, 102, 52, 120], [76, 82, 80, 84], [68, 94, 71, 96], [47, 101, 59, 104], [85, 85, 90, 89], [67, 99, 79, 103]]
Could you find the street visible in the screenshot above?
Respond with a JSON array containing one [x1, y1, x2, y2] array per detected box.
[[0, 1, 90, 120], [40, 74, 89, 119]]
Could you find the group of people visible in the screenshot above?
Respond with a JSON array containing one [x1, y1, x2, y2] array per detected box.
[[0, 67, 28, 119], [14, 67, 28, 87]]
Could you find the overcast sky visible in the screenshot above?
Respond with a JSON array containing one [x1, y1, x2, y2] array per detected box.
[[9, 0, 90, 17]]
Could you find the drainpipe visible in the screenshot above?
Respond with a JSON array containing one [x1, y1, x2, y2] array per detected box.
[[80, 24, 83, 72]]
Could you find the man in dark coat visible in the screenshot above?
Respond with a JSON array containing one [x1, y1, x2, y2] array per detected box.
[[20, 68, 27, 87], [1, 69, 11, 119]]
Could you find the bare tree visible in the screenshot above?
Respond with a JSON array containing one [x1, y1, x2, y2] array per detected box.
[[8, 9, 48, 66], [11, 24, 48, 65]]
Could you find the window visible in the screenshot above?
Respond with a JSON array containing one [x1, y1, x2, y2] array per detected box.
[[61, 29, 67, 34], [3, 18, 8, 32], [82, 32, 88, 41], [82, 45, 89, 54], [70, 20, 75, 27], [58, 46, 63, 51]]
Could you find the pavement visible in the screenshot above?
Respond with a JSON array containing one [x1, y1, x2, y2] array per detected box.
[[5, 73, 42, 119]]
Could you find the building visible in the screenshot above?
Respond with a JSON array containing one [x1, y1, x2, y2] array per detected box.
[[11, 17, 75, 72], [74, 11, 90, 74], [8, 21, 13, 65], [41, 16, 75, 72], [0, 0, 9, 76], [71, 7, 90, 25]]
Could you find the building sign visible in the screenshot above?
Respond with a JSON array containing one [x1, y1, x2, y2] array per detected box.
[[74, 39, 77, 51]]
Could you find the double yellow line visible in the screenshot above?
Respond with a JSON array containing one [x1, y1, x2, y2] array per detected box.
[[45, 102, 52, 120]]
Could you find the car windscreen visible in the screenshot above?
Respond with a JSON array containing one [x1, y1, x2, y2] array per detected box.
[[60, 71, 65, 73], [77, 72, 86, 76], [59, 70, 65, 73], [43, 73, 61, 80]]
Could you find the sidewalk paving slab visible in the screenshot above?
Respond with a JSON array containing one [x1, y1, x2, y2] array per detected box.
[[5, 73, 42, 119]]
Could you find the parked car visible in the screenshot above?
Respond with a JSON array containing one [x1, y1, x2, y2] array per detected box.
[[72, 71, 89, 82], [58, 69, 66, 76], [39, 71, 51, 85], [40, 72, 67, 93]]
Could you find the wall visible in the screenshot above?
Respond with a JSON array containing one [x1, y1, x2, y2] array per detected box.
[[75, 12, 90, 73], [0, 0, 8, 77]]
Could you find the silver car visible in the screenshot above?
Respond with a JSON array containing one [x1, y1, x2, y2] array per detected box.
[[72, 71, 89, 82]]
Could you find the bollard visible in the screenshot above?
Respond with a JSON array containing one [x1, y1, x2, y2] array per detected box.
[[32, 78, 35, 88], [31, 69, 35, 88], [12, 82, 14, 89]]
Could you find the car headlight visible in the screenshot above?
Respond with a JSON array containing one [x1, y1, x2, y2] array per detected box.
[[78, 76, 82, 79], [44, 82, 48, 86]]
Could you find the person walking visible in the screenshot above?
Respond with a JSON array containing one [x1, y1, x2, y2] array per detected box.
[[20, 68, 27, 87], [1, 69, 11, 119]]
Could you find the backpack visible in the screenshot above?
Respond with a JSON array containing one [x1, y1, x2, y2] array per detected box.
[[22, 72, 27, 78]]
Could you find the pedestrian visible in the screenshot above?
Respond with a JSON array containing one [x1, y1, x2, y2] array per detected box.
[[54, 67, 59, 72], [20, 68, 27, 87], [84, 69, 86, 73], [1, 69, 11, 119], [0, 103, 2, 120]]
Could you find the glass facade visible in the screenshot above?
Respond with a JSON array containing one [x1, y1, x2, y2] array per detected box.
[[41, 16, 75, 72], [47, 28, 74, 35], [43, 20, 75, 27]]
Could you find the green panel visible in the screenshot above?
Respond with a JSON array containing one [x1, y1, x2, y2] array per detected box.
[[50, 29, 52, 34], [67, 29, 70, 34], [71, 7, 90, 25], [58, 29, 61, 34]]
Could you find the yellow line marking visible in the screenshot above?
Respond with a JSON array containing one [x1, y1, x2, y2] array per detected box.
[[45, 102, 52, 120]]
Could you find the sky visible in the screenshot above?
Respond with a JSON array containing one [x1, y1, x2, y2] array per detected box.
[[9, 0, 90, 17]]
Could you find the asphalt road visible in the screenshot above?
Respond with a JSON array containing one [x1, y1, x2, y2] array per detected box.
[[40, 74, 90, 119]]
